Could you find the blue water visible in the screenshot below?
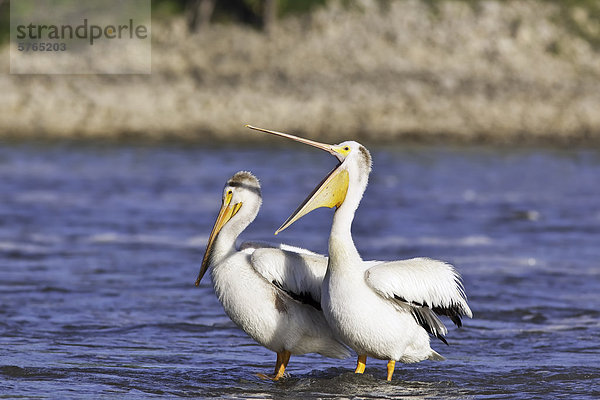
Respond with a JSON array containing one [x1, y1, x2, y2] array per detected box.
[[0, 142, 598, 399]]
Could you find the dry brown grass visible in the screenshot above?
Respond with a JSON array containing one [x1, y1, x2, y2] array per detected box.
[[2, 0, 600, 144]]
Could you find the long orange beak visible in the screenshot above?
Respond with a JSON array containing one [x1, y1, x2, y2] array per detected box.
[[195, 192, 242, 286], [245, 125, 339, 156], [275, 165, 349, 234], [245, 125, 350, 234]]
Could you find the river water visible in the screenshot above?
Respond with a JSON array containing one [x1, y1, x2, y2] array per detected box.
[[0, 142, 598, 399]]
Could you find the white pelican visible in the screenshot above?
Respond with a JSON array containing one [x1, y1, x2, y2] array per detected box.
[[246, 126, 472, 381], [195, 171, 349, 380]]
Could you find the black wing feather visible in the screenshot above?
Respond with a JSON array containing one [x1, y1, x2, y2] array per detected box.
[[272, 280, 322, 311]]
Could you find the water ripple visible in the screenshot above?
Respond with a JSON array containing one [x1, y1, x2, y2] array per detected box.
[[0, 144, 598, 399]]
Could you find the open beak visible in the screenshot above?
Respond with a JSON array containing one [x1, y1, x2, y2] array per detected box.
[[195, 192, 242, 286], [245, 125, 339, 157], [275, 165, 349, 234], [244, 125, 349, 235]]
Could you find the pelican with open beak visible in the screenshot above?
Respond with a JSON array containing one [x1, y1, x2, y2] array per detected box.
[[195, 171, 349, 380], [247, 126, 472, 381]]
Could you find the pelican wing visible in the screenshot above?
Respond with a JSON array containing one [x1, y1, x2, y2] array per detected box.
[[240, 240, 320, 256], [365, 257, 472, 343], [249, 246, 328, 310]]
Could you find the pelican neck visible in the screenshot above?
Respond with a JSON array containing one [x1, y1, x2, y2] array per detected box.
[[328, 194, 362, 266]]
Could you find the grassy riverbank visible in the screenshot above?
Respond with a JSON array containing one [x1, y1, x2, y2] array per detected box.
[[1, 0, 600, 145]]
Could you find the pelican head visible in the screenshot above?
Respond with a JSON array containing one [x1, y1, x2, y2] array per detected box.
[[245, 125, 371, 234], [195, 171, 262, 286]]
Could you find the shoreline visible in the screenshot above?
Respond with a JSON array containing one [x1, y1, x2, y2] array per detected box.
[[2, 0, 600, 145], [2, 129, 598, 151]]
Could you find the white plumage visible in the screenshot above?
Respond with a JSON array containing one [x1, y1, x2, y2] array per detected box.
[[251, 247, 327, 306], [247, 125, 472, 381], [195, 171, 349, 380], [365, 257, 471, 338]]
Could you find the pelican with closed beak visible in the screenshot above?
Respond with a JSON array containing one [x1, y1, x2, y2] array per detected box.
[[247, 126, 472, 381], [195, 171, 349, 380]]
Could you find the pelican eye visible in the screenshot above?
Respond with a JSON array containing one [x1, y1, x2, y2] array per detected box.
[[227, 190, 233, 195], [334, 145, 352, 156]]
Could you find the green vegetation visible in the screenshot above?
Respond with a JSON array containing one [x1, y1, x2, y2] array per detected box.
[[1, 0, 599, 48], [151, 0, 327, 24], [548, 0, 600, 49], [443, 0, 600, 49], [0, 0, 328, 43], [0, 0, 8, 44]]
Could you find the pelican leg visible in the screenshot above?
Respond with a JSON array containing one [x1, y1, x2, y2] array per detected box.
[[355, 355, 367, 374], [273, 352, 283, 375], [386, 360, 395, 381], [273, 350, 291, 380], [257, 351, 291, 381]]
